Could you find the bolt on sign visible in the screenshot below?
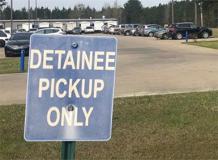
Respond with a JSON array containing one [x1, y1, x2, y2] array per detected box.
[[24, 35, 117, 141]]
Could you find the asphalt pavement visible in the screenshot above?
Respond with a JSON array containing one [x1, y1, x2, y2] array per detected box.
[[1, 36, 218, 105]]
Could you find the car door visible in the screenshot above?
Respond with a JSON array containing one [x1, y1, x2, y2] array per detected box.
[[177, 23, 191, 37], [157, 25, 164, 32], [190, 24, 198, 37], [153, 25, 160, 32]]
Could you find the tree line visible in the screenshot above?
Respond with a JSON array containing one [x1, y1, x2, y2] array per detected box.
[[0, 0, 217, 27]]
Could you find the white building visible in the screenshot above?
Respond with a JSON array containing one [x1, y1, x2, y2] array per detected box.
[[105, 21, 118, 26], [93, 21, 105, 32], [66, 22, 77, 31], [0, 18, 118, 33], [52, 22, 64, 29], [79, 21, 91, 32], [39, 22, 50, 28]]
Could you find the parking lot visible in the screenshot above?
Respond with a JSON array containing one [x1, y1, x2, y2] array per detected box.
[[1, 35, 218, 104]]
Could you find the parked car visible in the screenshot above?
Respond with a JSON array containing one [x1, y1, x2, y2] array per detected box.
[[168, 22, 213, 40], [84, 26, 94, 33], [108, 25, 120, 35], [102, 25, 109, 33], [29, 28, 38, 33], [4, 32, 32, 57], [154, 29, 170, 39], [72, 27, 82, 34], [4, 29, 11, 34], [137, 24, 163, 37], [16, 29, 26, 33], [34, 28, 65, 35], [118, 24, 127, 35], [143, 24, 165, 37], [66, 27, 82, 34], [133, 25, 145, 36], [123, 24, 139, 36], [102, 25, 112, 34], [131, 25, 142, 36], [0, 29, 10, 47]]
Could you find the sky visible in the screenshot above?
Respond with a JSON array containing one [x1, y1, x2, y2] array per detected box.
[[5, 0, 175, 10]]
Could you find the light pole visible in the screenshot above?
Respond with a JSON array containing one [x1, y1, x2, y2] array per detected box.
[[35, 0, 37, 19], [171, 0, 174, 24], [10, 0, 13, 34], [194, 0, 198, 25], [28, 0, 30, 31], [200, 2, 204, 27]]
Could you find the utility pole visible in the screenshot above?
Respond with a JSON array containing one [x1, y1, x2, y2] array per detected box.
[[171, 0, 175, 24], [35, 0, 37, 19], [10, 0, 13, 34], [200, 2, 203, 27], [28, 0, 30, 31], [194, 0, 198, 25]]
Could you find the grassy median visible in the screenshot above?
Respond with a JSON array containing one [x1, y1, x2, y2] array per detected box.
[[212, 28, 218, 38], [1, 91, 218, 159], [0, 57, 28, 74], [188, 40, 218, 50], [188, 28, 218, 49]]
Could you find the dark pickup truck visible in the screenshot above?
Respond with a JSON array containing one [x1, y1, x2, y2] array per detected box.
[[168, 22, 212, 40]]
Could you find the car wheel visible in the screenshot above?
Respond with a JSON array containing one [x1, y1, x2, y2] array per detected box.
[[163, 34, 169, 40], [176, 33, 183, 40], [0, 40, 5, 47], [202, 32, 209, 39], [148, 32, 154, 37], [125, 32, 130, 36]]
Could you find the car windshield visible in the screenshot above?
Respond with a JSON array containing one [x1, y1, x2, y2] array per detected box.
[[133, 25, 139, 28], [74, 27, 80, 30], [10, 33, 31, 40], [169, 24, 176, 28], [29, 29, 37, 31], [5, 30, 10, 34]]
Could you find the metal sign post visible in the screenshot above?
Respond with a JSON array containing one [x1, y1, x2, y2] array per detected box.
[[185, 31, 189, 43], [20, 50, 25, 72], [61, 142, 76, 160]]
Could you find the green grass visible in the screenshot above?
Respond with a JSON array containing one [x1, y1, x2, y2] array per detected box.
[[188, 40, 218, 49], [1, 91, 218, 159], [0, 57, 28, 74], [212, 28, 218, 38]]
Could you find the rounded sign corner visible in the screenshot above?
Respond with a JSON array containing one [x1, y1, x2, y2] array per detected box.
[[104, 135, 112, 141], [24, 133, 31, 142]]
